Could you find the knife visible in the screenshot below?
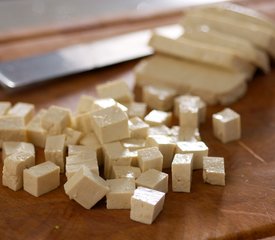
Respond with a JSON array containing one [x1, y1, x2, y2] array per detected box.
[[0, 24, 181, 90]]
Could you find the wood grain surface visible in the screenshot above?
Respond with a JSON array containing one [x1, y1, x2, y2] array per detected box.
[[1, 0, 275, 239]]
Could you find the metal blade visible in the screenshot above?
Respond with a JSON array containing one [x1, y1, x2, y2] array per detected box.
[[0, 24, 181, 89]]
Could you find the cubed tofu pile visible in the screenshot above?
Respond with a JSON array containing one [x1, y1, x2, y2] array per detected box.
[[0, 76, 242, 225], [135, 2, 275, 105]]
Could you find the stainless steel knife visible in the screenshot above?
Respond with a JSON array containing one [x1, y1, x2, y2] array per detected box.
[[0, 24, 181, 90]]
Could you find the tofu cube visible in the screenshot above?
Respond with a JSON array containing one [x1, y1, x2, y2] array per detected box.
[[44, 135, 66, 173], [74, 112, 93, 133], [130, 187, 165, 224], [8, 102, 35, 124], [64, 166, 109, 209], [91, 98, 128, 113], [148, 125, 171, 136], [174, 95, 206, 123], [91, 105, 129, 144], [125, 102, 147, 119], [23, 161, 60, 197], [96, 79, 134, 103], [102, 141, 132, 178], [128, 117, 149, 139], [176, 141, 208, 170], [144, 110, 172, 127], [2, 141, 35, 160], [0, 102, 11, 116], [179, 105, 199, 129], [68, 145, 95, 156], [106, 178, 135, 209], [64, 127, 82, 146], [76, 95, 95, 113], [135, 169, 168, 193], [121, 138, 146, 151], [203, 157, 225, 186], [171, 153, 193, 192], [2, 152, 35, 191], [111, 166, 141, 179], [212, 108, 241, 143], [146, 135, 175, 169], [176, 127, 201, 142], [0, 116, 27, 148], [142, 85, 177, 111], [137, 147, 163, 172], [26, 110, 47, 148], [41, 106, 72, 135]]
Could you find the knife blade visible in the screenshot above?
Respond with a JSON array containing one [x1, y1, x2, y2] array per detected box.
[[0, 24, 181, 90]]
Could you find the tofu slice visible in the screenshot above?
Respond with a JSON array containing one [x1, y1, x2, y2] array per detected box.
[[181, 13, 275, 58], [149, 33, 255, 78], [135, 55, 247, 105]]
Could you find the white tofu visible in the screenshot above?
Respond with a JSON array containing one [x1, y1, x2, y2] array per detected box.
[[64, 166, 109, 209], [44, 135, 66, 173], [64, 127, 82, 146], [68, 145, 95, 156], [0, 116, 27, 148], [146, 135, 175, 169], [174, 95, 206, 122], [8, 102, 35, 124], [142, 85, 177, 111], [0, 102, 11, 116], [144, 110, 172, 127], [149, 33, 255, 78], [130, 187, 165, 224], [176, 127, 201, 142], [135, 55, 247, 105], [26, 109, 47, 148], [91, 98, 128, 113], [137, 147, 163, 172], [74, 112, 93, 133], [2, 141, 35, 160], [179, 105, 199, 130], [91, 105, 130, 144], [96, 79, 134, 103], [41, 106, 72, 135], [212, 108, 241, 143], [23, 161, 60, 197], [148, 125, 171, 136], [3, 152, 35, 191], [111, 166, 141, 179], [203, 156, 225, 186], [128, 117, 149, 139], [135, 169, 168, 193], [79, 132, 103, 166], [121, 139, 146, 151], [106, 178, 135, 209], [171, 153, 193, 192], [176, 141, 208, 170], [76, 95, 95, 113], [124, 102, 147, 119], [102, 141, 132, 179]]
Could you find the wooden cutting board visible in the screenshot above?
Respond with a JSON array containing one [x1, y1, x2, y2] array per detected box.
[[1, 0, 275, 239]]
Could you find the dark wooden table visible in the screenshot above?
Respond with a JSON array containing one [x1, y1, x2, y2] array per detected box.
[[1, 0, 275, 239]]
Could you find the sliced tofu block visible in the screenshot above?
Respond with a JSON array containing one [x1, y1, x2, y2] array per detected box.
[[171, 153, 193, 192], [91, 105, 130, 144], [135, 169, 168, 193], [137, 147, 163, 172], [203, 156, 225, 186], [0, 116, 27, 148], [142, 85, 177, 111], [124, 102, 147, 119], [44, 135, 66, 173], [23, 161, 60, 197], [176, 141, 208, 170], [96, 79, 134, 103], [149, 33, 255, 78], [76, 95, 95, 114], [2, 141, 35, 160], [111, 165, 141, 179], [26, 109, 47, 148], [7, 102, 35, 124], [0, 102, 11, 116], [128, 117, 149, 139], [212, 108, 241, 143], [144, 110, 172, 127], [41, 106, 72, 135], [64, 166, 109, 209], [181, 13, 275, 58], [106, 178, 135, 209], [135, 55, 247, 105], [64, 127, 82, 146], [130, 187, 165, 224]]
